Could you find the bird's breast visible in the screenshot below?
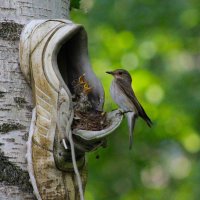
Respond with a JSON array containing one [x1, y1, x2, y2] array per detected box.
[[110, 80, 137, 112]]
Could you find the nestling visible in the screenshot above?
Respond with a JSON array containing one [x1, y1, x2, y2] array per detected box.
[[106, 69, 152, 149]]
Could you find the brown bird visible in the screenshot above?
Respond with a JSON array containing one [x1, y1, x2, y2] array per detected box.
[[106, 69, 152, 149]]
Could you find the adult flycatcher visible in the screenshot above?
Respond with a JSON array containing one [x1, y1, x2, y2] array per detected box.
[[106, 69, 152, 149]]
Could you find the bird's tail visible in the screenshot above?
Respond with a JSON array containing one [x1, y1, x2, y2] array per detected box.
[[139, 105, 153, 127], [145, 115, 153, 127], [126, 112, 137, 150]]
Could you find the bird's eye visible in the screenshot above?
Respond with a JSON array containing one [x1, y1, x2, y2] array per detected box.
[[118, 72, 122, 75]]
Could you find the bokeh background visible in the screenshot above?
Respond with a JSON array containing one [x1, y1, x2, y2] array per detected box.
[[71, 0, 200, 199]]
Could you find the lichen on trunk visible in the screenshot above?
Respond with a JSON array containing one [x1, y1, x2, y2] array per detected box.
[[0, 150, 33, 193]]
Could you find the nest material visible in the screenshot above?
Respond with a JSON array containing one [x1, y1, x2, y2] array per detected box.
[[72, 110, 108, 131], [71, 74, 109, 131]]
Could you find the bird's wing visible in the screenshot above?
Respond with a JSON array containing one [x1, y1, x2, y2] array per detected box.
[[116, 79, 152, 127]]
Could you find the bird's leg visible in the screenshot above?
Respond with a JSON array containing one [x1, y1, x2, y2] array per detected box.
[[117, 110, 132, 116], [122, 110, 133, 114]]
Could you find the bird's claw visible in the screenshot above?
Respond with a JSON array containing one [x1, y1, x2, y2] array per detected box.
[[116, 109, 132, 116]]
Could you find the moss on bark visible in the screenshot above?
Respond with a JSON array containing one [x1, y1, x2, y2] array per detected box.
[[0, 150, 33, 193]]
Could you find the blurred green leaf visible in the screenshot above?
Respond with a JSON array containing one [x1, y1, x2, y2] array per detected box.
[[71, 0, 200, 199], [70, 0, 81, 9]]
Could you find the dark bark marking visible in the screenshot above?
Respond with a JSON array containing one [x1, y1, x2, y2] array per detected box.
[[22, 132, 29, 141], [0, 21, 23, 41], [14, 97, 27, 108], [0, 91, 6, 98], [0, 123, 25, 134], [0, 150, 33, 193]]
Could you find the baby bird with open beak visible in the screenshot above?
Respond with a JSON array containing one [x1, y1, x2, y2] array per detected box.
[[106, 69, 152, 149]]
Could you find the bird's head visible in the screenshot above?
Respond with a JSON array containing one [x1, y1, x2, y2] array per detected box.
[[106, 69, 132, 83]]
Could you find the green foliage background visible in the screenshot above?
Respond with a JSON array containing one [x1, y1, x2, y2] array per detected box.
[[71, 0, 200, 199]]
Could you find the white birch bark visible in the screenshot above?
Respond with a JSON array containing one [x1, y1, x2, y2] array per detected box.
[[0, 0, 70, 199]]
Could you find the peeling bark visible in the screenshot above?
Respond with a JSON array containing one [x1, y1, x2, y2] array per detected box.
[[0, 1, 87, 199]]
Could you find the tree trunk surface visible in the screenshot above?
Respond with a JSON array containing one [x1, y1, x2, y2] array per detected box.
[[0, 1, 87, 199]]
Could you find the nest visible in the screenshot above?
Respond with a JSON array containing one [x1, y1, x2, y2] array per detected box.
[[72, 110, 108, 131], [71, 74, 110, 131]]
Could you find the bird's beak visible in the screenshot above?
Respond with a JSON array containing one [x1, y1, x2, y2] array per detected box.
[[106, 71, 114, 75]]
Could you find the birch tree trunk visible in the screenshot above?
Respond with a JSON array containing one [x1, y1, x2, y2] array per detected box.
[[0, 1, 83, 199]]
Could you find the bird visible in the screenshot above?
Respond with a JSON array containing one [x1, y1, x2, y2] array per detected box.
[[106, 69, 152, 149]]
